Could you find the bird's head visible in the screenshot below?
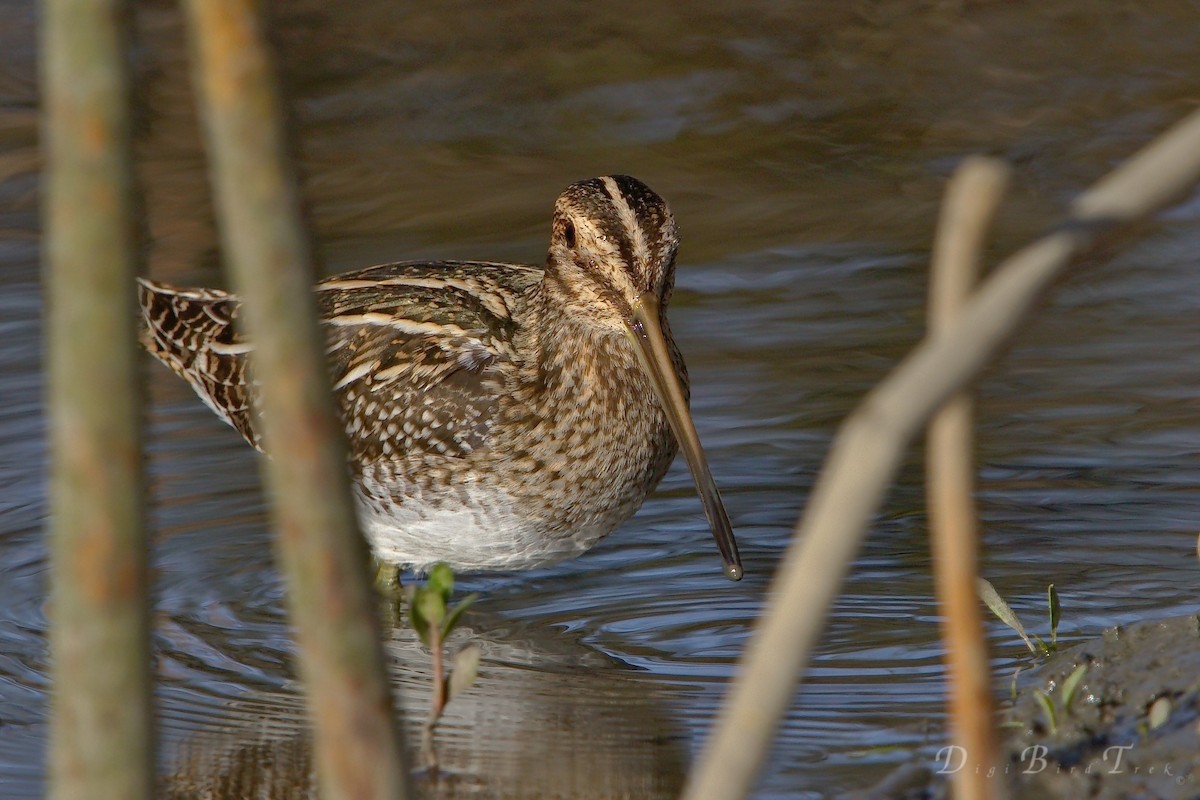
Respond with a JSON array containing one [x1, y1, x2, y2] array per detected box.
[[543, 175, 742, 582], [545, 174, 679, 335]]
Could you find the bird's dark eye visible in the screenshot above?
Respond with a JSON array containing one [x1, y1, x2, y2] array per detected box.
[[563, 220, 576, 249]]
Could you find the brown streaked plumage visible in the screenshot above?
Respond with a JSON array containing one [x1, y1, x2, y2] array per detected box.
[[139, 175, 742, 579]]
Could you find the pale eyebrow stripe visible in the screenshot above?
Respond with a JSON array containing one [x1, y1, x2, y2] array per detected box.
[[601, 176, 651, 272]]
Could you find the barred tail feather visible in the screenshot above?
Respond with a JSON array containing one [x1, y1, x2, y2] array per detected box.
[[137, 277, 263, 450]]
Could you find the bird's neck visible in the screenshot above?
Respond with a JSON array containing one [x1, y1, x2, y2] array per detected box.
[[526, 282, 640, 396]]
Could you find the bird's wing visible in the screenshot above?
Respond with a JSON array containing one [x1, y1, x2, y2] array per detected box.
[[317, 262, 540, 466], [139, 262, 540, 464]]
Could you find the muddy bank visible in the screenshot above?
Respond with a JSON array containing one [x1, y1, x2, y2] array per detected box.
[[846, 613, 1200, 799], [998, 613, 1200, 799]]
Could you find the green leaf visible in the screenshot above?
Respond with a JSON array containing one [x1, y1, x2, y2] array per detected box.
[[1061, 663, 1087, 709], [1034, 690, 1057, 735], [978, 578, 1036, 654], [408, 589, 432, 648], [446, 644, 480, 703], [417, 587, 446, 631], [427, 563, 454, 603], [1048, 584, 1060, 645], [440, 593, 478, 638]]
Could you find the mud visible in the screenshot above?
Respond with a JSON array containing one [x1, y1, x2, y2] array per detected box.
[[849, 614, 1200, 799], [1000, 614, 1200, 799]]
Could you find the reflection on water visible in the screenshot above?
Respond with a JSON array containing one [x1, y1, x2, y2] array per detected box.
[[4, 0, 1200, 797], [163, 618, 687, 799]]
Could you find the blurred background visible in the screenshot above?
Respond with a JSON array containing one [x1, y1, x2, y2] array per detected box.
[[2, 1, 1199, 797]]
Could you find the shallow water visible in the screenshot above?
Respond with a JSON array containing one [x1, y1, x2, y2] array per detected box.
[[3, 1, 1200, 797]]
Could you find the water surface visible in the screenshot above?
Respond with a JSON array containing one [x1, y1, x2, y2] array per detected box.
[[2, 1, 1199, 797]]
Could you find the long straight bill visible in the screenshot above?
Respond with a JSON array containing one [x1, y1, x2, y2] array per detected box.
[[629, 293, 743, 581]]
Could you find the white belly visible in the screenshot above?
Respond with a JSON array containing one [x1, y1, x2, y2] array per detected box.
[[354, 478, 610, 574]]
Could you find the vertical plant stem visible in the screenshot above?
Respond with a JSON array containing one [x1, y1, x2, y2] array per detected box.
[[180, 1, 410, 798], [927, 157, 1010, 800], [43, 0, 152, 797], [424, 624, 444, 773], [430, 626, 446, 725]]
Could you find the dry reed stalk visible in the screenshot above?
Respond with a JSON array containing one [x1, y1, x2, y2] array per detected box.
[[927, 156, 1011, 800]]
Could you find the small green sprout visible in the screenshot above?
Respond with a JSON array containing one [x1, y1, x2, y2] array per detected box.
[[1048, 584, 1060, 648], [1035, 663, 1088, 735], [1034, 690, 1057, 735], [978, 578, 1062, 656], [1060, 663, 1087, 709], [406, 563, 479, 773]]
